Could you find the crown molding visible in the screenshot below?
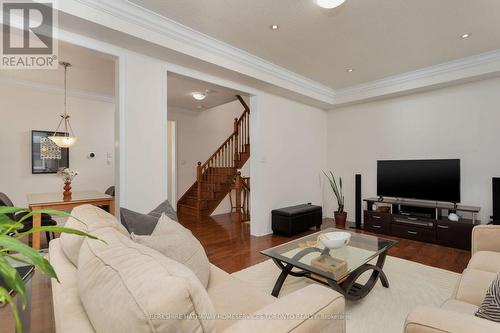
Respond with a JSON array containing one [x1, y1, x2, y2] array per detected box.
[[56, 1, 500, 109], [332, 48, 500, 106], [66, 0, 335, 102], [0, 76, 116, 103]]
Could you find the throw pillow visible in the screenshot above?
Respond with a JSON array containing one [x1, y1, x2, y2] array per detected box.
[[59, 204, 130, 267], [78, 227, 216, 333], [149, 200, 178, 221], [476, 274, 500, 322], [119, 207, 158, 235], [132, 214, 210, 288]]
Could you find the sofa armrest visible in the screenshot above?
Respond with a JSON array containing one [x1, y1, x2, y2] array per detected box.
[[405, 306, 500, 333], [472, 225, 500, 255], [222, 285, 345, 333]]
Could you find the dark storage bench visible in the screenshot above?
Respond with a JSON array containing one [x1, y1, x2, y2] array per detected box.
[[272, 203, 322, 236]]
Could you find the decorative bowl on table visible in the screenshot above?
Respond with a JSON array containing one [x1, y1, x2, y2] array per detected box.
[[319, 231, 351, 250]]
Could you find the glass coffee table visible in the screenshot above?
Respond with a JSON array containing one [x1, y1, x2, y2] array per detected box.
[[261, 228, 397, 300]]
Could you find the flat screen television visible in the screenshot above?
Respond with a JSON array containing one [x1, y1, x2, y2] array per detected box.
[[377, 159, 461, 203]]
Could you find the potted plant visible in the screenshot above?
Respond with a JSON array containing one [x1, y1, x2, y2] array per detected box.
[[323, 171, 347, 228], [0, 206, 97, 332]]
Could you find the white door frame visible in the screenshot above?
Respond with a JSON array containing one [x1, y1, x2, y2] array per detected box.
[[167, 120, 178, 207]]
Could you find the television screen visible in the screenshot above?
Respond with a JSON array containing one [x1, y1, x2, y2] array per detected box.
[[377, 159, 461, 203]]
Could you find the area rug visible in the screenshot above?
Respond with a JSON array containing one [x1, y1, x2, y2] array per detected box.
[[231, 254, 460, 333]]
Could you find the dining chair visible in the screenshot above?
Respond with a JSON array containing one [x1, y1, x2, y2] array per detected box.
[[0, 192, 57, 245]]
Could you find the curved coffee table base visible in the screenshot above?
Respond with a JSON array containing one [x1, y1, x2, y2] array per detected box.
[[270, 249, 389, 301]]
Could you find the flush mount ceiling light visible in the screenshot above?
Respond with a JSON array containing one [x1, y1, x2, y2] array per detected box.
[[347, 68, 354, 73], [461, 33, 471, 39], [192, 92, 206, 101], [270, 24, 280, 30], [49, 62, 78, 148], [316, 0, 346, 9]]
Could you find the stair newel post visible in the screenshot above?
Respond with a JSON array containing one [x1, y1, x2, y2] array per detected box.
[[196, 162, 202, 220], [246, 111, 249, 146], [235, 171, 242, 223], [234, 117, 239, 163], [243, 114, 246, 146]]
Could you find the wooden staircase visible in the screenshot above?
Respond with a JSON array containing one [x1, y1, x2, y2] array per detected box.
[[177, 95, 250, 220]]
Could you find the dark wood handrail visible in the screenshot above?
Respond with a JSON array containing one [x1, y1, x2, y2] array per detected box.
[[199, 95, 249, 171], [236, 95, 250, 111], [177, 95, 250, 209]]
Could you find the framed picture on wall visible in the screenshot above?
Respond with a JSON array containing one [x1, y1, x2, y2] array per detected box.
[[31, 130, 69, 174]]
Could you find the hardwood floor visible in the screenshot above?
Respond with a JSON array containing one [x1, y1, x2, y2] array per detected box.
[[0, 213, 471, 333], [181, 214, 471, 274]]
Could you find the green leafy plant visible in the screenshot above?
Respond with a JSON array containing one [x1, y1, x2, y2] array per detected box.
[[0, 206, 97, 332], [323, 171, 345, 213]]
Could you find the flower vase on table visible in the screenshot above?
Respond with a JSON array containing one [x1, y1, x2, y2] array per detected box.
[[57, 168, 78, 201], [63, 182, 72, 201]]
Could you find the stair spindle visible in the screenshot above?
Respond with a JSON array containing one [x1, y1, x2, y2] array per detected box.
[[177, 96, 250, 220]]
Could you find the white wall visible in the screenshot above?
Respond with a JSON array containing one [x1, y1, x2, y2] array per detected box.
[[0, 82, 115, 207], [326, 77, 500, 223], [121, 51, 167, 212], [251, 93, 327, 236], [168, 100, 249, 215]]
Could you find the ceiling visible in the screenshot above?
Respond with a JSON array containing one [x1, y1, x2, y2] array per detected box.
[[0, 38, 115, 96], [129, 0, 500, 90], [168, 73, 244, 111]]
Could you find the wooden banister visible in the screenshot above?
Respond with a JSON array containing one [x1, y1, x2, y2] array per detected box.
[[177, 94, 251, 218], [236, 95, 250, 111]]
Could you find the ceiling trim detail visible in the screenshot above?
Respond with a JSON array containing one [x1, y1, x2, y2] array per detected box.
[[332, 48, 500, 106], [61, 1, 500, 109], [0, 76, 116, 103], [70, 0, 335, 100]]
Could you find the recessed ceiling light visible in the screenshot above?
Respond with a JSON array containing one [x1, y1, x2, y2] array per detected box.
[[347, 68, 354, 73], [192, 92, 206, 101], [316, 0, 346, 9], [270, 24, 280, 31], [461, 33, 471, 39]]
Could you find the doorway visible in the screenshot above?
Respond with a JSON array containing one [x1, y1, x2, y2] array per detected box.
[[167, 120, 177, 207]]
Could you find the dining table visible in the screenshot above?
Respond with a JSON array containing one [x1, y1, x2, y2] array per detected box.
[[27, 191, 115, 249]]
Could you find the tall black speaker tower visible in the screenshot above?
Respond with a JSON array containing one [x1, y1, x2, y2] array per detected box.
[[355, 174, 362, 229], [493, 178, 500, 224]]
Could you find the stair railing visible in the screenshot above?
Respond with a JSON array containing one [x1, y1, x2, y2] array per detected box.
[[196, 98, 249, 189], [235, 172, 250, 222], [181, 95, 248, 214]]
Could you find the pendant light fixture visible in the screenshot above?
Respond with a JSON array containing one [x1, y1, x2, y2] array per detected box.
[[316, 0, 346, 9], [49, 62, 78, 148]]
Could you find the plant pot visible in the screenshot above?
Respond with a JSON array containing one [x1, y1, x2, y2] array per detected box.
[[63, 182, 72, 201], [334, 211, 347, 228]]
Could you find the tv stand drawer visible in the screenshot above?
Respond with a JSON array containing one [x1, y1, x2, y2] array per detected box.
[[436, 220, 473, 250], [364, 211, 391, 234], [365, 211, 392, 225], [391, 224, 435, 243]]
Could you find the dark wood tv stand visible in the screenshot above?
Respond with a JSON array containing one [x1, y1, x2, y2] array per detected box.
[[363, 197, 480, 250]]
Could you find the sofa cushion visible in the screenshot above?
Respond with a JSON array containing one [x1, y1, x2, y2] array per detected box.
[[207, 275, 275, 332], [119, 200, 178, 235], [441, 299, 479, 315], [120, 207, 159, 235], [468, 251, 500, 273], [49, 239, 95, 333], [149, 200, 178, 221], [78, 227, 216, 333], [455, 268, 498, 306], [476, 274, 500, 322], [132, 214, 210, 288], [59, 204, 129, 267]]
